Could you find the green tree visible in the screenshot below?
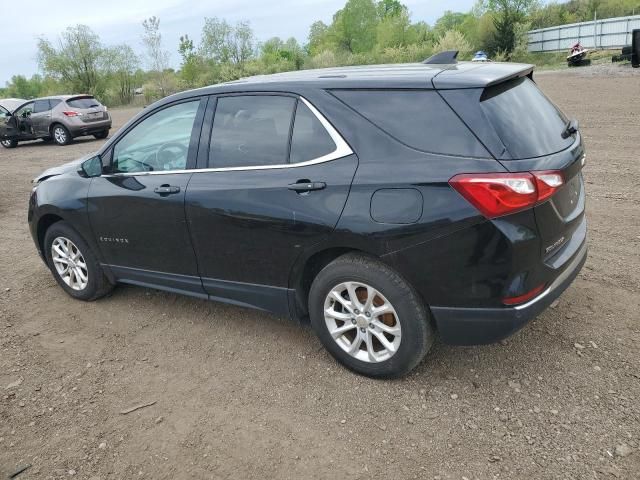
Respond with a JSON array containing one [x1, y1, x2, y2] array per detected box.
[[141, 16, 171, 96], [106, 45, 139, 104], [433, 11, 472, 37], [377, 0, 405, 18], [200, 18, 255, 67], [433, 30, 473, 58], [331, 0, 379, 53], [4, 75, 44, 98], [260, 37, 305, 71], [178, 34, 201, 87], [37, 25, 105, 94], [376, 3, 412, 48], [485, 0, 537, 54], [308, 21, 331, 55]]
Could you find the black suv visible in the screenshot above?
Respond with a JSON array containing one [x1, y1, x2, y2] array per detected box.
[[28, 55, 587, 378]]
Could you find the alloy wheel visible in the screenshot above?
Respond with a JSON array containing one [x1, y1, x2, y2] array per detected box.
[[54, 127, 67, 144], [323, 281, 401, 363], [51, 237, 89, 291]]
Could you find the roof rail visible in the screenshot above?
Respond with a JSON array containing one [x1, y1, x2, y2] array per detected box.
[[423, 50, 459, 65]]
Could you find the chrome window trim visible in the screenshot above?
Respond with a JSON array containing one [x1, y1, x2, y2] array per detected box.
[[103, 96, 353, 177]]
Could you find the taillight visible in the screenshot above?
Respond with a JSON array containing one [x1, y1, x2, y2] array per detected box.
[[502, 283, 546, 305], [449, 170, 564, 219], [532, 171, 563, 201], [62, 111, 82, 117]]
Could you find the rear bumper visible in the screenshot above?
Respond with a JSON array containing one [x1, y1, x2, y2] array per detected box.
[[67, 119, 111, 137], [431, 239, 588, 345]]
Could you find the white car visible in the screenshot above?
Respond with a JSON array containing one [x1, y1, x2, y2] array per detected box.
[[0, 98, 27, 113]]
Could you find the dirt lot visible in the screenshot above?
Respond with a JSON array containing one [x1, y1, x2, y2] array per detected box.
[[1, 66, 639, 480]]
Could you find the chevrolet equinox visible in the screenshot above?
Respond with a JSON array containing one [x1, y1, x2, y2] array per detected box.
[[28, 53, 587, 378]]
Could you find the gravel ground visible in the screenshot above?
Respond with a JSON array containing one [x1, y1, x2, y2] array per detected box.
[[1, 66, 639, 480]]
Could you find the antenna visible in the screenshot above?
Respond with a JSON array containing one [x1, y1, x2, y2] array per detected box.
[[423, 50, 459, 64]]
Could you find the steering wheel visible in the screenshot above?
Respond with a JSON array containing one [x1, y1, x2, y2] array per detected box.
[[155, 142, 189, 170], [117, 157, 155, 172]]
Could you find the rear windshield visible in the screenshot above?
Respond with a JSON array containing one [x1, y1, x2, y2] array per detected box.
[[479, 77, 573, 159], [331, 89, 489, 158], [67, 97, 101, 109]]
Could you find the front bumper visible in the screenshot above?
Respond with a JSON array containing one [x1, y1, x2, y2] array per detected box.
[[431, 239, 588, 345]]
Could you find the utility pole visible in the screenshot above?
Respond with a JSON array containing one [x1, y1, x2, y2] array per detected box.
[[593, 10, 597, 49]]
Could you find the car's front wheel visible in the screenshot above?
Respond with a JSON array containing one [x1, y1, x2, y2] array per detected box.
[[44, 221, 113, 301], [1, 139, 18, 148], [51, 124, 72, 146], [309, 253, 434, 378]]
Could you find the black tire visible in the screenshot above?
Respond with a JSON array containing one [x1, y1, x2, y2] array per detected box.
[[1, 139, 18, 148], [93, 130, 109, 140], [43, 221, 113, 301], [51, 124, 73, 146], [309, 253, 434, 378]]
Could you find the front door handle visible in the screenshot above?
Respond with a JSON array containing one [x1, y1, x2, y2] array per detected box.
[[287, 181, 326, 193], [154, 184, 181, 195]]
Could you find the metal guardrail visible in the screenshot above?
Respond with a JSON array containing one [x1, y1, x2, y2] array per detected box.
[[528, 15, 640, 52]]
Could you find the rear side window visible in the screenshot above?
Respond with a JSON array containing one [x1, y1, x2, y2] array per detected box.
[[33, 99, 50, 113], [49, 99, 62, 109], [479, 77, 573, 159], [67, 97, 100, 109], [332, 89, 489, 157], [209, 95, 296, 168], [290, 102, 336, 164]]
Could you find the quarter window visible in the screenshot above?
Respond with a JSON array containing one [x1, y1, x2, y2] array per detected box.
[[209, 95, 296, 168], [112, 101, 200, 174], [332, 89, 489, 158], [289, 102, 336, 164]]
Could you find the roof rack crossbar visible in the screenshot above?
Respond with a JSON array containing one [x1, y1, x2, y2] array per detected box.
[[423, 50, 459, 65]]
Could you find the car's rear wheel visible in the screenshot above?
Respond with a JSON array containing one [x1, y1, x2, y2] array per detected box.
[[52, 124, 72, 146], [44, 221, 113, 301], [309, 253, 434, 378], [1, 139, 18, 148], [93, 130, 109, 140]]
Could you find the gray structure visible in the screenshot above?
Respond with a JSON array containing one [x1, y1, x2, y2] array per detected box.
[[528, 14, 640, 52]]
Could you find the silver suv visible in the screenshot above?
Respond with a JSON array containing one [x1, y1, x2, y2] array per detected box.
[[0, 95, 112, 148]]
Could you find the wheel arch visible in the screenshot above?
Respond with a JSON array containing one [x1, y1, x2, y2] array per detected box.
[[49, 122, 64, 135], [36, 213, 65, 260], [290, 246, 383, 322]]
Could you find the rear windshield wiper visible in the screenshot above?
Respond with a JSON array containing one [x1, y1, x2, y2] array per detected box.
[[561, 119, 579, 139]]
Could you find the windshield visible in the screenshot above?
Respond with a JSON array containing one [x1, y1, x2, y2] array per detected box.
[[480, 77, 574, 159]]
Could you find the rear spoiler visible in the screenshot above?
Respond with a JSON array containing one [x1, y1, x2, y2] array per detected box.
[[68, 94, 96, 100], [431, 62, 535, 89]]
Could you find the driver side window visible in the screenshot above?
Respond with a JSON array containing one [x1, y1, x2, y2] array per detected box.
[[16, 103, 34, 118], [112, 100, 200, 174]]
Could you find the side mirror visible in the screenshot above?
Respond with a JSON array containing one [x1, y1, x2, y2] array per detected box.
[[79, 155, 103, 177]]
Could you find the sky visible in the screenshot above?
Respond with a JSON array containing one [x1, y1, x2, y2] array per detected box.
[[0, 0, 476, 86]]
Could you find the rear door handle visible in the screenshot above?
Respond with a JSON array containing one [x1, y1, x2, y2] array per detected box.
[[154, 185, 181, 195], [287, 181, 326, 193]]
